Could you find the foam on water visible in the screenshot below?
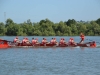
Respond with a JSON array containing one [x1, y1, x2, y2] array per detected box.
[[96, 45, 100, 48]]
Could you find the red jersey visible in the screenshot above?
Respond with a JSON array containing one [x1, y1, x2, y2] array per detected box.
[[32, 40, 36, 44], [22, 39, 26, 43], [68, 38, 74, 45], [53, 39, 57, 44], [42, 40, 45, 44], [60, 40, 64, 44], [13, 38, 17, 43], [50, 39, 54, 44], [80, 34, 85, 41], [90, 43, 96, 47]]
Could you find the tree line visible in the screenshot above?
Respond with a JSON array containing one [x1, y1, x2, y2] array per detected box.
[[0, 18, 100, 36]]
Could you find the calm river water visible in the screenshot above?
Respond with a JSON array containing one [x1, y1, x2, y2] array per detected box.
[[0, 36, 100, 75]]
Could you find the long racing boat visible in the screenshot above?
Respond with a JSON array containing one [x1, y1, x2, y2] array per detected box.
[[0, 39, 96, 49]]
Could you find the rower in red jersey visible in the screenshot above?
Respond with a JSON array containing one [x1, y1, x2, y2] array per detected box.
[[50, 38, 54, 44], [41, 38, 45, 44], [22, 38, 26, 43], [68, 38, 76, 45], [22, 38, 30, 44], [59, 38, 67, 44], [62, 38, 67, 44], [59, 38, 63, 44], [32, 38, 39, 44], [41, 38, 49, 44], [31, 38, 36, 44], [25, 38, 30, 44], [44, 38, 49, 44], [79, 32, 85, 43], [68, 38, 72, 44], [35, 38, 39, 44], [53, 38, 58, 44], [13, 36, 21, 43], [41, 38, 46, 44], [90, 41, 96, 48]]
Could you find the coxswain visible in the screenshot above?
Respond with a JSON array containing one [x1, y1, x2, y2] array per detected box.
[[13, 36, 21, 43], [79, 33, 85, 44], [90, 41, 96, 47]]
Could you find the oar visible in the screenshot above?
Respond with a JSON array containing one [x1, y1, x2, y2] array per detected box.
[[86, 39, 100, 44], [25, 41, 33, 47], [2, 40, 10, 42], [1, 40, 14, 43], [29, 42, 35, 47]]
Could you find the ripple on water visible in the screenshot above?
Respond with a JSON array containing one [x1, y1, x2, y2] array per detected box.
[[0, 46, 100, 75]]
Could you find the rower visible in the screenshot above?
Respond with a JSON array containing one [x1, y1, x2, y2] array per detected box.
[[90, 41, 96, 47], [35, 38, 39, 44], [62, 38, 67, 44], [59, 38, 67, 44], [13, 36, 21, 43], [53, 38, 58, 44], [68, 38, 76, 45], [79, 32, 85, 44], [22, 38, 26, 43], [68, 38, 72, 44], [41, 38, 46, 44], [22, 38, 30, 44], [31, 38, 36, 44], [41, 38, 48, 44], [44, 38, 49, 44], [50, 38, 54, 44], [25, 38, 30, 44], [59, 38, 63, 44]]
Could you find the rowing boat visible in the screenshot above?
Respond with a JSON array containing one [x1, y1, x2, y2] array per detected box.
[[0, 39, 96, 48]]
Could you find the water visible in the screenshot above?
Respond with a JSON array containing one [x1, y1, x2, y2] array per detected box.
[[0, 36, 100, 75]]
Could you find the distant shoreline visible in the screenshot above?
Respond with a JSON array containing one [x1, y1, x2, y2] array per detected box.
[[0, 18, 100, 36]]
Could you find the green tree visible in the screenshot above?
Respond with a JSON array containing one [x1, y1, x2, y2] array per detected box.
[[96, 18, 100, 25], [0, 22, 6, 35], [66, 19, 76, 26], [5, 18, 14, 27], [0, 18, 100, 36], [70, 24, 78, 35]]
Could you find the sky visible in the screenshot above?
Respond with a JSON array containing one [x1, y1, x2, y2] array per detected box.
[[0, 0, 100, 23]]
